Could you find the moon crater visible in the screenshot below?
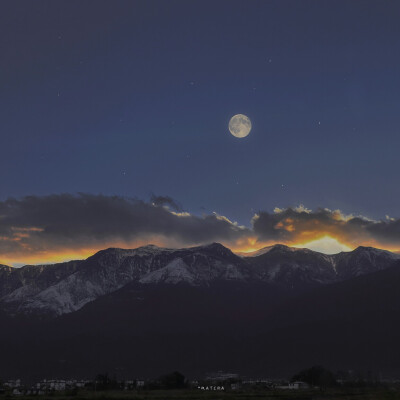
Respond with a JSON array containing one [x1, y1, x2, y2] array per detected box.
[[228, 114, 251, 138]]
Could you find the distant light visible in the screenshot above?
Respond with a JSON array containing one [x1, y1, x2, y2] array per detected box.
[[293, 236, 353, 254]]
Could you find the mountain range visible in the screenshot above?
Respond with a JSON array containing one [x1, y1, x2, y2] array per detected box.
[[0, 243, 400, 380], [1, 243, 399, 316]]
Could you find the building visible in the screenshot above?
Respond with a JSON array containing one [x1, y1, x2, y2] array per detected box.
[[289, 381, 310, 389], [136, 380, 145, 388], [276, 381, 310, 390]]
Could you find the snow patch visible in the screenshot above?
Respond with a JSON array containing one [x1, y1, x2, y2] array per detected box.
[[140, 258, 196, 285]]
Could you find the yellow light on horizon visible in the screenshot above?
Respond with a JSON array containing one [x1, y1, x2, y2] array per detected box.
[[3, 236, 399, 268], [0, 250, 95, 268], [292, 236, 353, 254]]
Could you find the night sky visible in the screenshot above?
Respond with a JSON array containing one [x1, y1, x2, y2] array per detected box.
[[1, 1, 400, 264]]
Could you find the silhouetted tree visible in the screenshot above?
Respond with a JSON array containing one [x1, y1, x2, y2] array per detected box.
[[159, 371, 186, 389], [292, 365, 337, 388], [95, 373, 118, 390]]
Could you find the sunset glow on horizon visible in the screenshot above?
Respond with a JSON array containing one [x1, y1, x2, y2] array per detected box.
[[291, 235, 353, 254], [2, 235, 399, 268], [1, 195, 399, 267]]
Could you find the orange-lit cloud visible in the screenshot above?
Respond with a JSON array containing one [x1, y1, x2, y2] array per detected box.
[[0, 195, 399, 266], [0, 194, 250, 266], [252, 206, 400, 253]]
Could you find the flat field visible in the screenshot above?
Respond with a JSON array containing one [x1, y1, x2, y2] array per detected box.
[[3, 388, 400, 400]]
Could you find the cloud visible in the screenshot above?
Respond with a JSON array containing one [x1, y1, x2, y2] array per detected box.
[[0, 194, 250, 263], [150, 194, 183, 212], [1, 195, 400, 265], [252, 206, 400, 249]]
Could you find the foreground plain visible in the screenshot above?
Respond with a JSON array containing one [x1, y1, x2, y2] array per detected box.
[[3, 388, 400, 400]]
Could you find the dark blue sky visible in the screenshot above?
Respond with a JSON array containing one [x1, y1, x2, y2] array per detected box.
[[2, 0, 400, 226]]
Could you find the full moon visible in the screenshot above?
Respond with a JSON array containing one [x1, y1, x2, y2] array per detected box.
[[228, 114, 252, 138]]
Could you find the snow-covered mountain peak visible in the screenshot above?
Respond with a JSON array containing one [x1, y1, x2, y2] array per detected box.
[[188, 243, 238, 261], [238, 244, 320, 258], [236, 246, 274, 258], [352, 246, 400, 259], [191, 242, 229, 252], [0, 264, 13, 272], [87, 245, 175, 266], [135, 244, 174, 252], [1, 243, 400, 317], [139, 258, 196, 285]]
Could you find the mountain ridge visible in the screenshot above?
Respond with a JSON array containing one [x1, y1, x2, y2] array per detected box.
[[0, 243, 399, 316], [2, 261, 400, 379]]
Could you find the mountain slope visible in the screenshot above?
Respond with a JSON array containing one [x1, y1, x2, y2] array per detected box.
[[333, 246, 400, 279], [0, 243, 250, 315], [1, 261, 400, 380], [0, 243, 399, 316], [247, 245, 337, 288], [0, 260, 82, 303], [245, 244, 400, 288], [245, 260, 400, 376]]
